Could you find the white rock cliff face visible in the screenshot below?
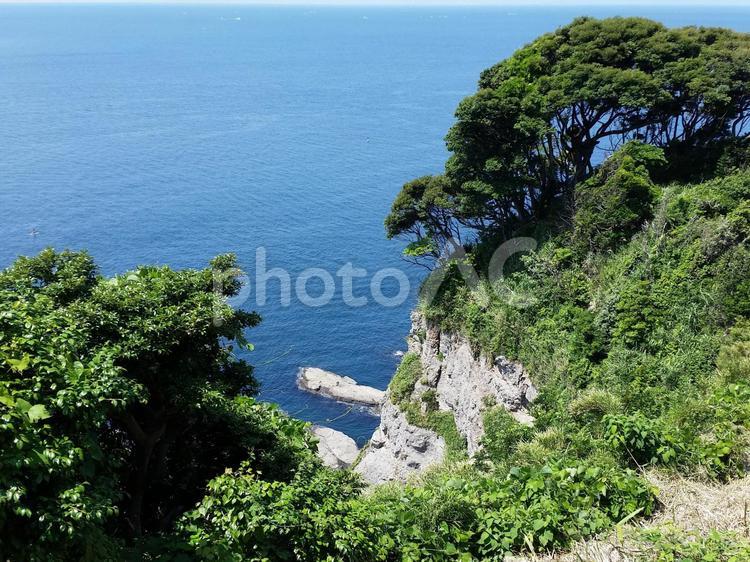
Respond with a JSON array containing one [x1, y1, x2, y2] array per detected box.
[[355, 311, 537, 484], [352, 398, 447, 484]]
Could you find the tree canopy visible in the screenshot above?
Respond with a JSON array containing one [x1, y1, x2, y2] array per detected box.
[[0, 250, 314, 560], [386, 17, 750, 257]]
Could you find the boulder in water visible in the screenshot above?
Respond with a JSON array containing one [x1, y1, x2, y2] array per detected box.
[[298, 367, 385, 408]]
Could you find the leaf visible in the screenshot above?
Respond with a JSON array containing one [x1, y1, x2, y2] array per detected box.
[[69, 361, 85, 382], [615, 507, 643, 528], [14, 398, 32, 413], [27, 404, 51, 423], [7, 355, 30, 373], [446, 478, 465, 490]]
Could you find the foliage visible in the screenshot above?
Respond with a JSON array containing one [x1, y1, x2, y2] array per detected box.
[[573, 142, 664, 253], [377, 461, 653, 560], [377, 17, 750, 562], [476, 407, 533, 467], [386, 17, 750, 257], [0, 275, 132, 560], [384, 175, 457, 260], [180, 461, 384, 562], [181, 458, 654, 561], [569, 388, 623, 423], [419, 157, 750, 479], [604, 413, 682, 468], [388, 352, 422, 405]]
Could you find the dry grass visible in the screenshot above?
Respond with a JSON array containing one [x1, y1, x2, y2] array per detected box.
[[509, 470, 750, 562], [645, 469, 750, 536]]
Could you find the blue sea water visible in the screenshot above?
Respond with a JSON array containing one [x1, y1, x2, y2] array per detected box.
[[1, 4, 749, 443]]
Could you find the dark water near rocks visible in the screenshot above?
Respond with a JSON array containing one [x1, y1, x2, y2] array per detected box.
[[1, 4, 748, 443]]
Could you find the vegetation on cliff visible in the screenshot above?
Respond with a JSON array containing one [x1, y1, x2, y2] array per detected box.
[[384, 15, 750, 561]]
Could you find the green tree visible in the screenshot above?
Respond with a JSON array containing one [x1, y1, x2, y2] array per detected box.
[[386, 17, 750, 257], [573, 141, 665, 253], [384, 175, 459, 259], [0, 255, 133, 560], [0, 250, 315, 560]]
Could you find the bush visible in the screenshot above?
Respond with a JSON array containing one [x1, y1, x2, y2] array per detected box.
[[477, 407, 533, 466], [471, 462, 655, 557], [182, 458, 654, 561], [717, 321, 750, 384], [389, 353, 422, 405], [0, 251, 316, 559], [574, 143, 664, 254], [604, 413, 682, 468], [180, 462, 387, 562], [569, 388, 623, 423]]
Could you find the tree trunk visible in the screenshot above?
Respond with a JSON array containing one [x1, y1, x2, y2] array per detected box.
[[121, 411, 166, 537]]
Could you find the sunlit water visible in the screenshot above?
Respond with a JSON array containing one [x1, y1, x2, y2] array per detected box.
[[1, 4, 748, 442]]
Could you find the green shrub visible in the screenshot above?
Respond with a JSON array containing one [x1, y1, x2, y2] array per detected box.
[[0, 251, 314, 560], [180, 462, 387, 562], [389, 353, 422, 405], [574, 143, 663, 254], [182, 458, 654, 562], [569, 388, 623, 423], [420, 389, 439, 411], [717, 321, 750, 384], [688, 384, 750, 479], [471, 462, 655, 557], [477, 407, 533, 465], [603, 413, 682, 468]]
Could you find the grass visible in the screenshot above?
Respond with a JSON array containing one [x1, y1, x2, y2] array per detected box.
[[389, 352, 421, 405], [529, 470, 750, 562]]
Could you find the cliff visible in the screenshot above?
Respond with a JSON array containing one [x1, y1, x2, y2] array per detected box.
[[355, 311, 537, 484]]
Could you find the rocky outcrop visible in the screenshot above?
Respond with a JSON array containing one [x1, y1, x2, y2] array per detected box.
[[311, 425, 360, 469], [298, 367, 385, 408], [355, 311, 537, 484], [353, 399, 446, 483], [409, 312, 537, 455]]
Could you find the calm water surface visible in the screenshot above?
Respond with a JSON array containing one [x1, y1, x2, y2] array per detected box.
[[1, 4, 749, 442]]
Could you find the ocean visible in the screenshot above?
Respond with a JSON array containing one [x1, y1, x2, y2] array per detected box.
[[1, 3, 749, 443]]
